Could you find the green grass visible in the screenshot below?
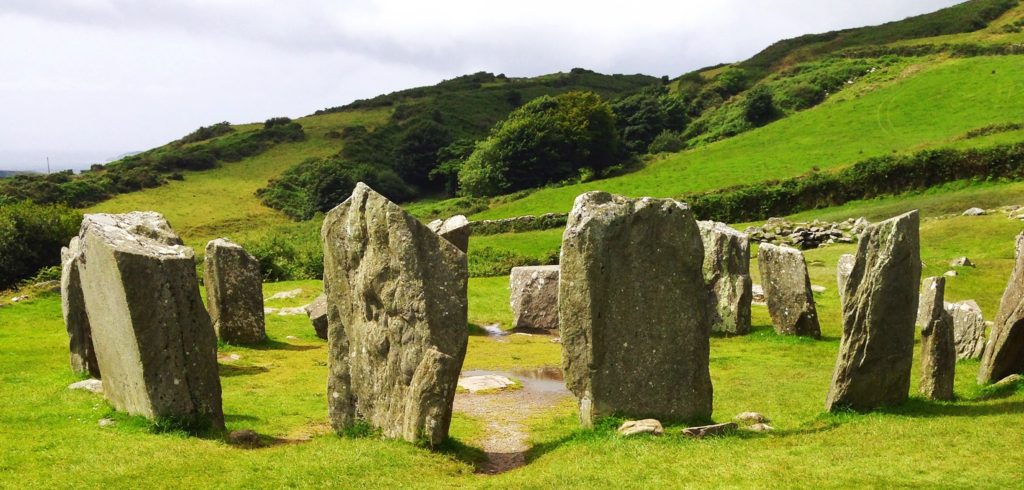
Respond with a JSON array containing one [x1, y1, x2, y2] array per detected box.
[[469, 55, 1024, 220]]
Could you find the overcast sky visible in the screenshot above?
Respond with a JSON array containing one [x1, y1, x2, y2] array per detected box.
[[0, 0, 961, 171]]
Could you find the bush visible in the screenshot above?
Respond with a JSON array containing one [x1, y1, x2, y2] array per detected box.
[[178, 122, 234, 145], [0, 201, 82, 290], [469, 246, 559, 278], [242, 223, 323, 281], [647, 130, 686, 154], [744, 85, 778, 125], [458, 91, 622, 197]]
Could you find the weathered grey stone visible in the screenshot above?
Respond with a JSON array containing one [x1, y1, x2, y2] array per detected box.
[[617, 419, 663, 437], [826, 211, 921, 412], [978, 232, 1024, 384], [747, 423, 774, 433], [68, 378, 103, 394], [322, 183, 468, 446], [757, 244, 821, 338], [458, 375, 516, 393], [949, 256, 974, 268], [427, 215, 471, 253], [734, 412, 769, 424], [267, 288, 302, 300], [917, 277, 956, 401], [509, 265, 560, 331], [77, 212, 223, 429], [682, 422, 737, 438], [945, 300, 987, 360], [61, 237, 100, 378], [963, 207, 986, 216], [751, 284, 765, 304], [560, 191, 712, 427], [698, 221, 752, 335], [305, 294, 328, 340], [204, 238, 265, 345], [837, 254, 855, 307]]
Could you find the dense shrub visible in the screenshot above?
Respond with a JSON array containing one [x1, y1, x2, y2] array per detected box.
[[647, 130, 686, 154], [242, 226, 324, 282], [611, 87, 688, 153], [178, 122, 234, 145], [744, 86, 778, 125], [0, 201, 82, 290], [469, 246, 559, 278], [458, 91, 622, 197], [688, 143, 1024, 223]]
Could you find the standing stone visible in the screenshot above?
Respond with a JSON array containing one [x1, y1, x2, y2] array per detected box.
[[322, 183, 468, 446], [698, 221, 752, 335], [826, 211, 921, 412], [945, 300, 986, 360], [77, 212, 223, 429], [836, 254, 856, 306], [306, 294, 328, 340], [757, 244, 821, 337], [918, 277, 956, 401], [427, 215, 471, 254], [204, 238, 266, 345], [560, 191, 712, 427], [978, 232, 1024, 384], [510, 265, 560, 331], [61, 237, 100, 378]]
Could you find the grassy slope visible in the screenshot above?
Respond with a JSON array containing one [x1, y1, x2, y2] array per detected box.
[[470, 54, 1024, 220], [86, 109, 390, 249]]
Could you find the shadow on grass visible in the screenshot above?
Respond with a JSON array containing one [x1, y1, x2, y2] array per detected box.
[[245, 338, 322, 352], [219, 364, 270, 377], [436, 437, 489, 471], [224, 413, 260, 423], [880, 398, 1024, 418], [728, 325, 840, 343]]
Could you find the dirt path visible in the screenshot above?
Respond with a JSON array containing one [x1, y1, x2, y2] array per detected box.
[[453, 368, 570, 474]]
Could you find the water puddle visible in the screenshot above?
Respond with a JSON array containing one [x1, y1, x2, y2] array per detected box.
[[461, 367, 567, 395]]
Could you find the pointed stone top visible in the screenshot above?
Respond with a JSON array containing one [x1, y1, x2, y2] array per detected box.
[[698, 220, 747, 239]]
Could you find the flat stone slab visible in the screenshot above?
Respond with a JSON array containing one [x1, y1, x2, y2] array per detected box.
[[68, 379, 103, 394], [267, 288, 302, 300], [618, 419, 664, 437], [458, 375, 516, 393], [682, 422, 737, 438]]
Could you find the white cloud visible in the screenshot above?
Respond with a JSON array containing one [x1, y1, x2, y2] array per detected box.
[[0, 0, 962, 170]]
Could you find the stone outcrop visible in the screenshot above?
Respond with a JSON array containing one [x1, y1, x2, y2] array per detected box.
[[427, 215, 471, 253], [76, 212, 223, 429], [744, 217, 867, 250], [509, 265, 560, 331], [204, 238, 265, 345], [917, 277, 956, 401], [978, 232, 1024, 384], [757, 244, 821, 337], [698, 221, 752, 335], [945, 300, 986, 360], [836, 254, 856, 306], [560, 191, 712, 427], [322, 183, 468, 446], [61, 237, 99, 378], [826, 211, 921, 412], [305, 294, 328, 340]]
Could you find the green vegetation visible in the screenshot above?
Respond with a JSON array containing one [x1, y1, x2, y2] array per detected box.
[[0, 202, 81, 289]]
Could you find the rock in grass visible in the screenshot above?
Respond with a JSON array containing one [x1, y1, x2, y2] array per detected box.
[[322, 183, 468, 446], [962, 208, 986, 216], [68, 379, 103, 394], [836, 254, 856, 308], [978, 232, 1024, 384], [945, 300, 987, 360], [509, 265, 560, 331], [747, 423, 774, 433], [77, 212, 223, 430], [682, 422, 737, 438], [267, 288, 302, 300], [204, 238, 266, 345], [559, 192, 712, 427], [698, 221, 752, 335], [618, 419, 664, 437], [734, 412, 769, 424], [757, 243, 821, 338], [918, 277, 956, 401], [61, 237, 100, 378], [826, 211, 921, 412], [427, 215, 471, 254], [305, 294, 328, 340], [458, 375, 515, 393], [949, 257, 975, 268]]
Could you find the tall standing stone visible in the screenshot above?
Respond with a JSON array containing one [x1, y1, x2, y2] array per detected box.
[[698, 221, 752, 335], [322, 183, 468, 446], [945, 300, 986, 360], [204, 238, 266, 345], [978, 232, 1024, 384], [560, 191, 712, 427], [427, 215, 471, 254], [918, 277, 956, 401], [510, 265, 560, 331], [61, 237, 100, 378], [836, 254, 856, 307], [77, 212, 223, 429], [757, 243, 821, 338], [826, 211, 921, 412]]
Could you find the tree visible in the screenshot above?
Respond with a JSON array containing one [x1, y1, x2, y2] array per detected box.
[[744, 85, 778, 125], [458, 91, 621, 197]]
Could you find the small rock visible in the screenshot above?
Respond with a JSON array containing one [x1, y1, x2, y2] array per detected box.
[[682, 422, 737, 438], [618, 419, 664, 437], [550, 337, 562, 343], [263, 307, 279, 314], [68, 379, 103, 394], [944, 270, 958, 277], [276, 306, 308, 316], [747, 423, 774, 433], [98, 418, 116, 428], [457, 375, 515, 393], [227, 429, 262, 446], [34, 280, 60, 292], [734, 412, 769, 424], [751, 284, 766, 304], [949, 257, 975, 268], [993, 374, 1022, 387], [962, 208, 986, 217], [811, 285, 826, 294], [218, 353, 242, 362], [10, 295, 28, 303], [267, 288, 303, 301]]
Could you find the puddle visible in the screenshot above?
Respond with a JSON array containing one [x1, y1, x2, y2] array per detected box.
[[461, 367, 567, 395], [481, 324, 507, 337]]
